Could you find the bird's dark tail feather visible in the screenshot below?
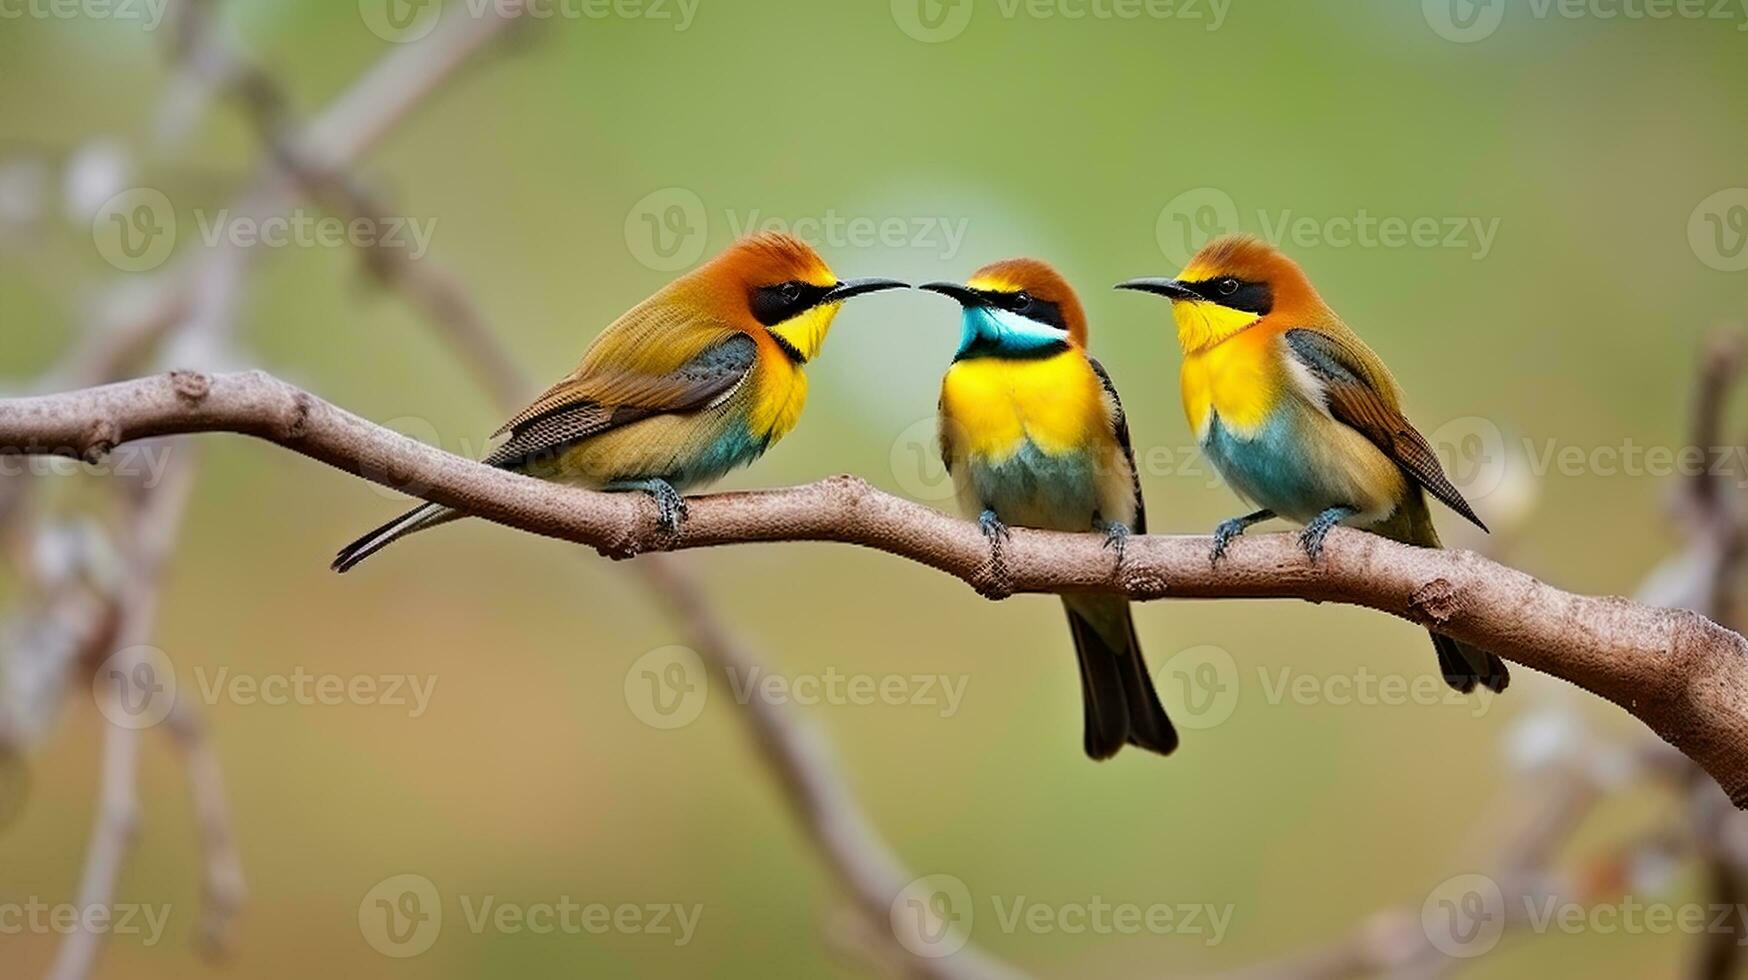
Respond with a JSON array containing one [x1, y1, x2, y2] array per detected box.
[[331, 503, 461, 574], [1431, 631, 1510, 694], [1064, 598, 1178, 760]]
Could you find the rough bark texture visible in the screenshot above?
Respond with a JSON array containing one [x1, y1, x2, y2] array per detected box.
[[6, 369, 1748, 807]]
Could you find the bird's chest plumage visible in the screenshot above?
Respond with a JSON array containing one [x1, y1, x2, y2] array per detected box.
[[942, 351, 1107, 454], [939, 352, 1122, 530], [1201, 409, 1335, 522], [746, 347, 809, 445], [1185, 328, 1403, 525], [1180, 328, 1284, 441]]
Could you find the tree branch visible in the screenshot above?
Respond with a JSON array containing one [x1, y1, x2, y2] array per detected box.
[[47, 440, 197, 980], [5, 368, 1748, 811]]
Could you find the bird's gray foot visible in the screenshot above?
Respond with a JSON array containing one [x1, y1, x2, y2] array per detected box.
[[978, 508, 1011, 547], [614, 478, 689, 534], [1095, 518, 1132, 568], [977, 509, 1014, 598], [1210, 509, 1275, 564], [1299, 506, 1357, 562]]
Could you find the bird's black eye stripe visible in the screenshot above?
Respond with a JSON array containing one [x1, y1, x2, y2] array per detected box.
[[1189, 277, 1273, 316], [750, 280, 832, 326], [979, 289, 1066, 331]]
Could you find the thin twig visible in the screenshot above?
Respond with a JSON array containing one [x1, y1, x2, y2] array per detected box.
[[634, 556, 1021, 980], [164, 696, 248, 957], [47, 443, 197, 980]]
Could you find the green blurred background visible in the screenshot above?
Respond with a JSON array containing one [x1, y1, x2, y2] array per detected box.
[[3, 0, 1746, 976]]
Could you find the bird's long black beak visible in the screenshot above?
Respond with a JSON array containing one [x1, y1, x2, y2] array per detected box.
[[823, 277, 910, 303], [918, 281, 985, 308], [1114, 277, 1197, 301]]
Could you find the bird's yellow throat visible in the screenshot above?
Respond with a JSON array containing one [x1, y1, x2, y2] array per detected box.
[[1173, 299, 1261, 355], [768, 303, 842, 363]]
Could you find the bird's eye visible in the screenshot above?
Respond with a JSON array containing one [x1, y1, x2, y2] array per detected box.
[[1009, 291, 1033, 311], [779, 281, 804, 303], [1218, 278, 1240, 296]]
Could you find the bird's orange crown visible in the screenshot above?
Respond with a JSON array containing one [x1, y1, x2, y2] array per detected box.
[[675, 233, 843, 363], [1179, 235, 1325, 320], [704, 231, 838, 294], [966, 257, 1089, 347]]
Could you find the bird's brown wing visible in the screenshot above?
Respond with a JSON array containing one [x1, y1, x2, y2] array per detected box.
[[493, 302, 746, 437], [1283, 328, 1486, 532], [1089, 357, 1146, 534], [483, 332, 757, 470]]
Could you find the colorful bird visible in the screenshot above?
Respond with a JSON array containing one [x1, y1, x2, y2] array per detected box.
[[332, 232, 906, 572], [1116, 235, 1509, 694], [922, 260, 1178, 760]]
